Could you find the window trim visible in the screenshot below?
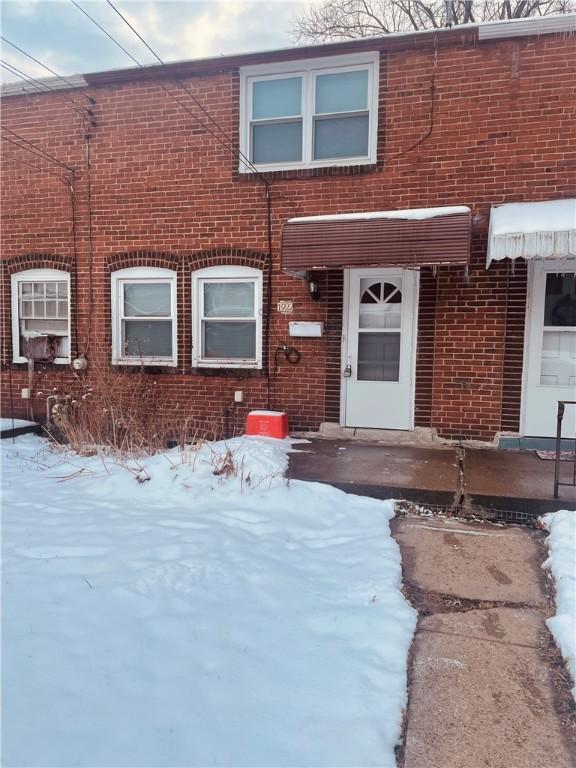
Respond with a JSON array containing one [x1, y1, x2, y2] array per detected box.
[[239, 52, 379, 173], [111, 267, 178, 367], [191, 265, 263, 369], [10, 268, 71, 364]]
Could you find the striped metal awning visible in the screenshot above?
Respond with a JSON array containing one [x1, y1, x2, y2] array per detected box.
[[486, 199, 576, 267], [281, 206, 471, 272]]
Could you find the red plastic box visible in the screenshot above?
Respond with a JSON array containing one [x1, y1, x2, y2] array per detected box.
[[245, 410, 289, 439]]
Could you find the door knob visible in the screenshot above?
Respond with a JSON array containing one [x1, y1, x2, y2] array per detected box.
[[343, 364, 352, 377]]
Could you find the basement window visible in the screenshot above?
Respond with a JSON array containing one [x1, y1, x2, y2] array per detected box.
[[11, 269, 71, 363], [239, 52, 379, 172], [191, 266, 262, 369], [111, 267, 177, 366]]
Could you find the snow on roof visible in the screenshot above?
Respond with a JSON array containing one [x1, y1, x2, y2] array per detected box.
[[288, 206, 471, 225], [487, 199, 576, 266]]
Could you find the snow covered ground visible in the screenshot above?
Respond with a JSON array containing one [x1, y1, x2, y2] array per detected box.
[[0, 417, 37, 431], [1, 434, 416, 768], [541, 510, 576, 700]]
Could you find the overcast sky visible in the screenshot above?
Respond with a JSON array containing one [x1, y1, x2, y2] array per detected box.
[[0, 0, 317, 83]]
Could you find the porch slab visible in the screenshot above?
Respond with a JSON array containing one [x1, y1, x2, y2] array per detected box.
[[464, 448, 576, 507], [288, 439, 576, 512], [289, 440, 459, 506]]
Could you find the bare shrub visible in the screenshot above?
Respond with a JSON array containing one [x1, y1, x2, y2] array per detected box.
[[39, 367, 222, 458]]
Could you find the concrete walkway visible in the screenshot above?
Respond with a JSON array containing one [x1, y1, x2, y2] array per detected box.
[[289, 439, 576, 513], [392, 514, 576, 768]]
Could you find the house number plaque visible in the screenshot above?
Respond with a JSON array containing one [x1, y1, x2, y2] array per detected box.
[[277, 300, 294, 314]]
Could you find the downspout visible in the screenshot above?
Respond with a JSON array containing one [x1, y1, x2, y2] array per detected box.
[[83, 132, 95, 357], [265, 184, 273, 409]]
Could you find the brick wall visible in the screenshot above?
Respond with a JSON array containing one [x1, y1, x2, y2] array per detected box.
[[1, 31, 575, 438]]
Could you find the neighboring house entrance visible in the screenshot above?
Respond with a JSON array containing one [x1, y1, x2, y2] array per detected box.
[[523, 259, 576, 438], [342, 268, 418, 430]]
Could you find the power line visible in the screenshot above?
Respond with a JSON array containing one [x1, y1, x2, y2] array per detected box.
[[1, 125, 75, 170], [0, 59, 90, 120], [1, 35, 84, 94], [80, 0, 267, 183], [105, 0, 161, 63], [105, 0, 263, 179], [0, 136, 73, 173], [69, 0, 142, 68], [1, 152, 70, 180]]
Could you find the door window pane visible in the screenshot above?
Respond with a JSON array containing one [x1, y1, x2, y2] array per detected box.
[[313, 114, 369, 160], [359, 281, 402, 329], [124, 283, 171, 317], [204, 282, 254, 318], [315, 70, 368, 114], [203, 321, 256, 359], [540, 329, 576, 386], [253, 77, 302, 119], [123, 320, 172, 357], [252, 121, 302, 164], [544, 273, 576, 327], [357, 332, 400, 381]]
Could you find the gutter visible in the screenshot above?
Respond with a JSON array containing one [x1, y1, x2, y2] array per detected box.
[[2, 14, 574, 98]]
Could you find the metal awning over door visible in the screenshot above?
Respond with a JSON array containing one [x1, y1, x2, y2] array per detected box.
[[281, 206, 471, 272]]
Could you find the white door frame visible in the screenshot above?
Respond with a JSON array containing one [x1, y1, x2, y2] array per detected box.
[[521, 258, 576, 437], [340, 267, 420, 429]]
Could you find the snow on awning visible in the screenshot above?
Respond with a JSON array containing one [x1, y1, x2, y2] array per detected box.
[[281, 206, 471, 272], [486, 199, 576, 268]]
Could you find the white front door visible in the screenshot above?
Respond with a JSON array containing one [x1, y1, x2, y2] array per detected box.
[[524, 259, 576, 438], [342, 268, 418, 430]]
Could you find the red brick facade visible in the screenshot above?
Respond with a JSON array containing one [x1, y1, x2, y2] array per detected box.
[[1, 26, 575, 440]]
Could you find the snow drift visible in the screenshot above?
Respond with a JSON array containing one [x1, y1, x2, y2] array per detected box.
[[2, 434, 416, 767], [541, 509, 576, 700]]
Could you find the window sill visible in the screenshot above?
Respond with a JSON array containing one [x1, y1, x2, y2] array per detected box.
[[12, 357, 70, 365], [235, 162, 378, 182], [112, 359, 178, 367], [194, 361, 262, 370]]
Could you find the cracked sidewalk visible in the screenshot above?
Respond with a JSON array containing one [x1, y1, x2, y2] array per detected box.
[[391, 515, 575, 768], [288, 439, 576, 513]]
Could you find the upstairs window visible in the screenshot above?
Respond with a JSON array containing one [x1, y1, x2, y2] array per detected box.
[[192, 266, 262, 369], [11, 269, 71, 363], [111, 267, 177, 366], [240, 53, 378, 172]]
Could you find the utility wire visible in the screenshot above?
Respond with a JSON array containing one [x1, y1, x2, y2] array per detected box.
[[0, 133, 74, 173], [1, 125, 75, 170], [105, 0, 162, 63], [69, 0, 142, 68], [0, 60, 89, 120], [1, 152, 70, 180], [103, 0, 268, 183], [1, 35, 85, 94]]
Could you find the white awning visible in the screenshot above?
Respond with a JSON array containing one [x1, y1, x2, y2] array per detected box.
[[486, 199, 576, 267]]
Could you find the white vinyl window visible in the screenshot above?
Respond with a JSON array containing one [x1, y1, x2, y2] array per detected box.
[[240, 52, 379, 172], [111, 267, 177, 366], [192, 266, 262, 368], [11, 269, 71, 363]]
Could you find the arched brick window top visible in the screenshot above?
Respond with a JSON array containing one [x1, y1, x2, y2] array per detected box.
[[187, 248, 268, 272], [106, 251, 179, 273], [4, 253, 72, 275]]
